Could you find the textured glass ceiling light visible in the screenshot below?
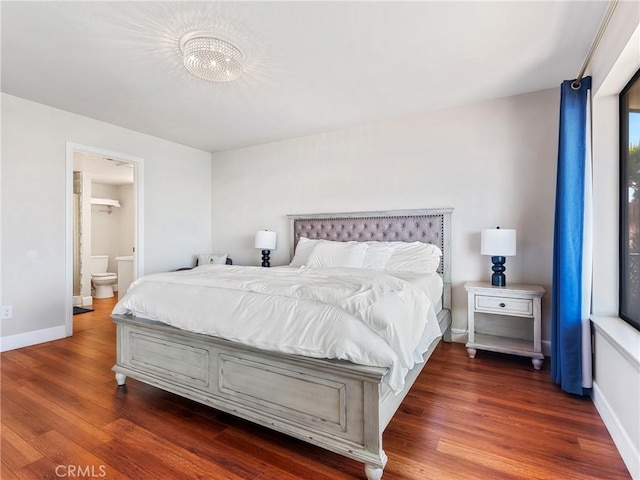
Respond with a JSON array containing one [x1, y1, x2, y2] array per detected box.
[[180, 32, 243, 82]]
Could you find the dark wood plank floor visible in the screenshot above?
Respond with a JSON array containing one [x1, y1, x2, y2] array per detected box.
[[1, 297, 630, 479]]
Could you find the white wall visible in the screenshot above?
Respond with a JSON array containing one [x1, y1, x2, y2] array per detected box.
[[588, 1, 640, 477], [77, 171, 92, 304], [211, 88, 559, 339], [91, 183, 122, 273], [90, 182, 135, 274], [0, 93, 212, 348], [118, 183, 135, 257]]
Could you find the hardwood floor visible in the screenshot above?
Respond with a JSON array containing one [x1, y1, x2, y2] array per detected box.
[[1, 297, 630, 479]]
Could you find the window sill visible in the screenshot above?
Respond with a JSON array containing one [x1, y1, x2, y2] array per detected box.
[[590, 315, 640, 369]]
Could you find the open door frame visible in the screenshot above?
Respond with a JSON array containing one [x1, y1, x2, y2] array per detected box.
[[65, 142, 144, 336]]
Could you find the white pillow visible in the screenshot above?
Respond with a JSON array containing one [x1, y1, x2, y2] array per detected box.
[[384, 242, 442, 273], [197, 253, 228, 265], [306, 241, 367, 268], [290, 237, 321, 266], [362, 242, 394, 270]]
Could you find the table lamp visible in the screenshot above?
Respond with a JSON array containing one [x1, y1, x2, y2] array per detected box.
[[481, 227, 516, 286], [254, 230, 277, 267]]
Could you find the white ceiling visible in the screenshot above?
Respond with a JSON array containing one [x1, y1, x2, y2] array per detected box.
[[1, 1, 608, 153], [74, 152, 134, 186]]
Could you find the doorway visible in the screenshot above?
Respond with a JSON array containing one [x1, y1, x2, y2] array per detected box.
[[65, 143, 144, 336]]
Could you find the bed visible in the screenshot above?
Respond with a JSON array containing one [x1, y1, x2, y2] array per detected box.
[[111, 208, 452, 480]]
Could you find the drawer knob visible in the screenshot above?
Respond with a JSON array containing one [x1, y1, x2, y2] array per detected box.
[[499, 302, 506, 308]]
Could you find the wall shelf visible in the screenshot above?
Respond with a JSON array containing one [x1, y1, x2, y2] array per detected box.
[[91, 197, 121, 207]]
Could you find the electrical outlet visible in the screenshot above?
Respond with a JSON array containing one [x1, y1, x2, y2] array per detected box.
[[1, 305, 12, 320]]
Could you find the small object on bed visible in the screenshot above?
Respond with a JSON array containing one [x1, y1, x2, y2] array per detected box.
[[197, 253, 229, 265], [177, 255, 232, 271]]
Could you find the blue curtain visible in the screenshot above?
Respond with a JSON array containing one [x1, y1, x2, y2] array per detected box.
[[551, 76, 592, 396]]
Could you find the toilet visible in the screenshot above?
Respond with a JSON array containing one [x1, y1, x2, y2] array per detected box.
[[91, 255, 118, 298]]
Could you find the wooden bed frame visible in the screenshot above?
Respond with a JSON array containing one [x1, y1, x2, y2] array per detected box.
[[112, 208, 452, 480]]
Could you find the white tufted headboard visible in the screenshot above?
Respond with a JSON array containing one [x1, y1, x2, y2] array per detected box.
[[287, 208, 453, 309]]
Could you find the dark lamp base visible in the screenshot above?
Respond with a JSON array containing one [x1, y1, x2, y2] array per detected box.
[[261, 250, 271, 268], [491, 256, 507, 286]]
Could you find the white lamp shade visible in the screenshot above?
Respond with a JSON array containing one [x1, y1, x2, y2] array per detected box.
[[254, 230, 277, 250], [481, 228, 516, 256]]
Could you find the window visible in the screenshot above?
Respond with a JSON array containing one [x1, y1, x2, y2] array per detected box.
[[620, 69, 640, 331]]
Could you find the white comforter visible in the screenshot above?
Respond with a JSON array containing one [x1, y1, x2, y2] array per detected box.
[[113, 264, 441, 393]]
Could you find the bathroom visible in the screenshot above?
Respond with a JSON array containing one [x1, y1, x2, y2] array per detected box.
[[73, 152, 136, 307]]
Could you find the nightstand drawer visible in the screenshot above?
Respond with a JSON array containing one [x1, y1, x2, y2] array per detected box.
[[475, 295, 533, 316]]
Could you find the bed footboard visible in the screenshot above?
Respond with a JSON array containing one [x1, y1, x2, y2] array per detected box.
[[112, 314, 390, 478]]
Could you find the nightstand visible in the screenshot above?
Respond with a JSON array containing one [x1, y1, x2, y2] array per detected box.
[[464, 281, 545, 370]]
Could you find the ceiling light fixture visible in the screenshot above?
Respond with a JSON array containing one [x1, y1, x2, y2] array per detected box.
[[180, 32, 243, 83]]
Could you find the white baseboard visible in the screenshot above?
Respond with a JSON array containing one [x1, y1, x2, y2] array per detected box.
[[82, 296, 93, 307], [0, 325, 67, 352], [450, 328, 467, 343], [592, 381, 639, 480]]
